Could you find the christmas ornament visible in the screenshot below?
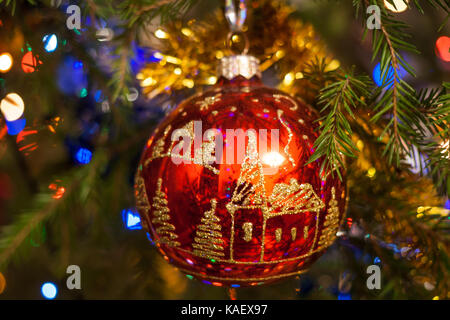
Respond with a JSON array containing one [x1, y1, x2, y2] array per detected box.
[[135, 0, 346, 287]]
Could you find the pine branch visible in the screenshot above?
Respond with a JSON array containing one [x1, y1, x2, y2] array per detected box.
[[0, 0, 37, 14], [417, 83, 450, 195], [305, 61, 372, 179], [0, 153, 106, 269], [100, 0, 197, 102]]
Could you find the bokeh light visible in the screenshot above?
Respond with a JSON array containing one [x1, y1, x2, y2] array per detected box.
[[384, 0, 408, 13], [75, 147, 92, 164], [0, 272, 5, 294], [372, 62, 407, 89], [41, 282, 57, 300], [21, 51, 42, 73], [49, 181, 65, 199], [435, 36, 450, 62], [122, 209, 142, 230], [5, 118, 26, 135], [0, 53, 13, 73], [57, 56, 88, 96], [0, 93, 25, 121], [43, 34, 58, 52]]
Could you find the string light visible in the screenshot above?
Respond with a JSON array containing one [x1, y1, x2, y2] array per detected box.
[[372, 62, 406, 89], [441, 140, 449, 159], [5, 118, 26, 135], [43, 34, 58, 52], [0, 52, 13, 73], [75, 147, 92, 164], [21, 51, 42, 73], [1, 93, 25, 121], [41, 282, 58, 300], [126, 87, 139, 102], [122, 209, 142, 230], [96, 27, 114, 42], [384, 0, 408, 13], [49, 182, 65, 199], [0, 272, 5, 294], [154, 29, 169, 39], [435, 36, 450, 62]]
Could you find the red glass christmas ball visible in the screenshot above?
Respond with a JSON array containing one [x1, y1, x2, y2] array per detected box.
[[135, 57, 346, 287]]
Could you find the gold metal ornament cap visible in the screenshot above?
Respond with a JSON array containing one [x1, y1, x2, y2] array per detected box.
[[217, 55, 261, 80]]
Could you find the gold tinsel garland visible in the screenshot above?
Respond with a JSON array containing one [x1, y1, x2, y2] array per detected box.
[[137, 0, 338, 102]]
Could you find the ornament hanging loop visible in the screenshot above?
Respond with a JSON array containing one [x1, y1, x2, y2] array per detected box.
[[224, 0, 249, 55], [227, 31, 249, 55]]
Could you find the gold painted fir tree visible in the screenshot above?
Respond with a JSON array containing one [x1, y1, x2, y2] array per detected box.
[[151, 179, 180, 246], [192, 199, 225, 259]]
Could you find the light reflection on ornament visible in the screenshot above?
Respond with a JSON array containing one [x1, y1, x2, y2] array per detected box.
[[1, 93, 25, 121], [186, 258, 194, 265], [146, 232, 155, 245], [435, 36, 450, 62], [0, 53, 13, 73], [261, 151, 285, 167], [43, 34, 58, 52], [383, 0, 408, 13]]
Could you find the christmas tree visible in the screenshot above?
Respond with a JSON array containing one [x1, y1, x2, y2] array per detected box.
[[0, 0, 448, 300]]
